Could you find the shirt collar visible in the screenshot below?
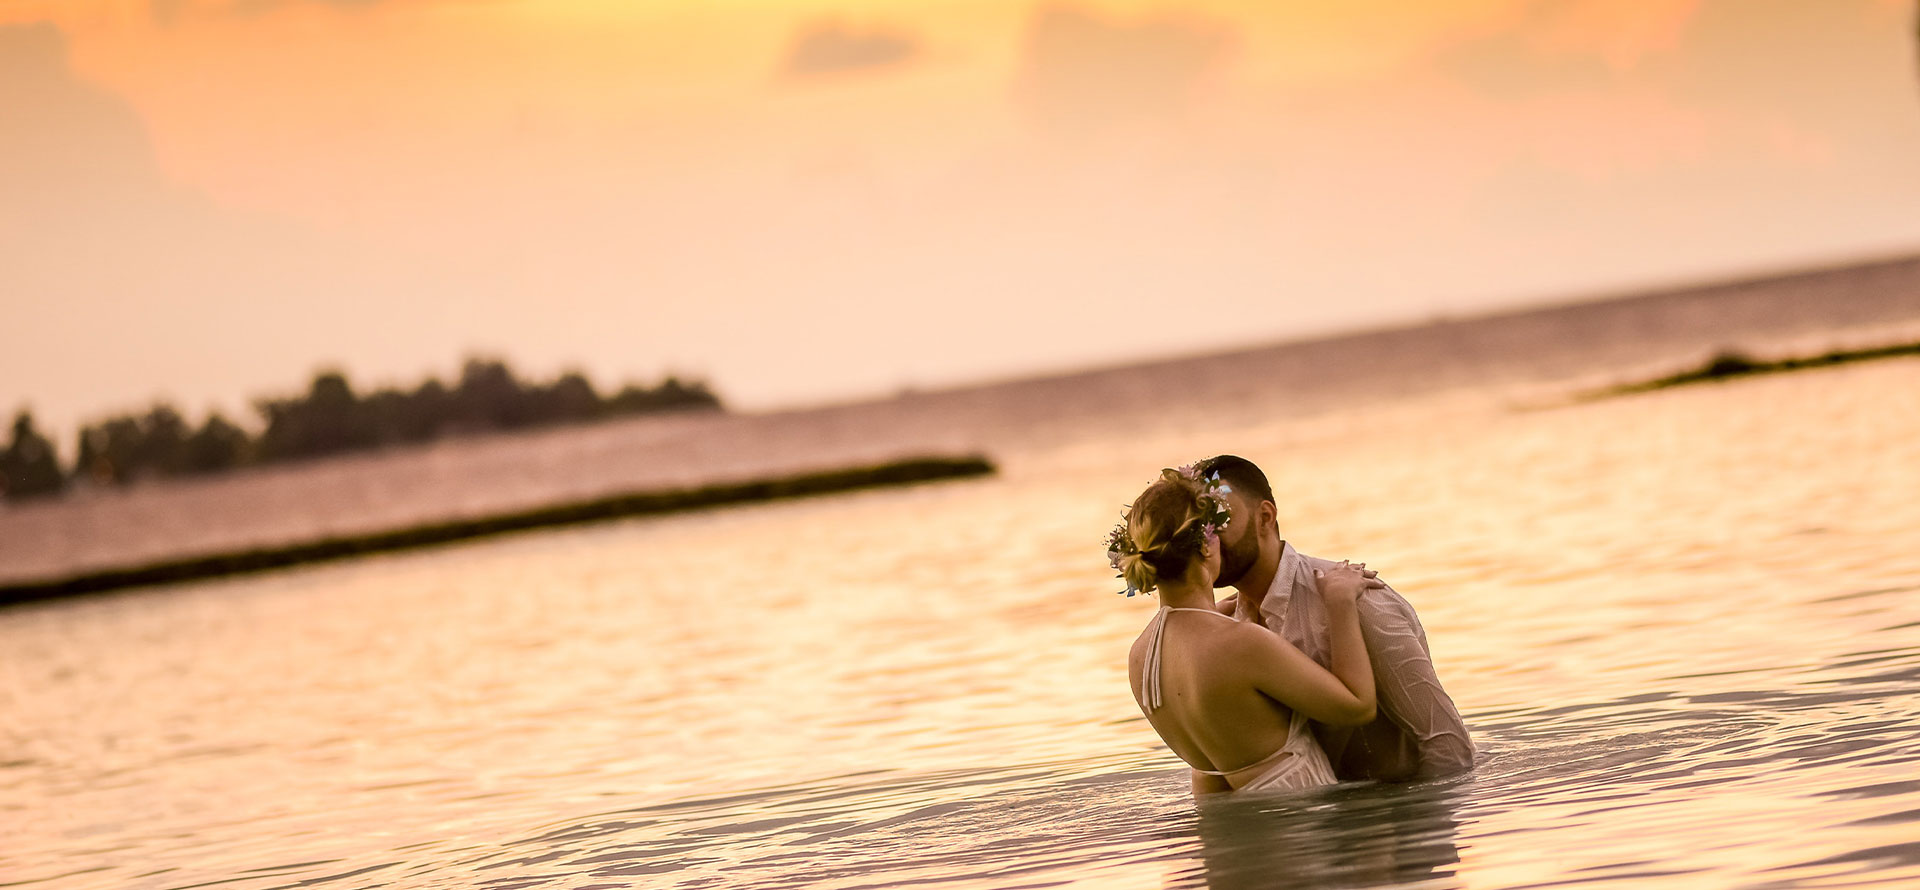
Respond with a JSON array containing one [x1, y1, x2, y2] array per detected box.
[[1244, 537, 1305, 621], [1241, 540, 1303, 627]]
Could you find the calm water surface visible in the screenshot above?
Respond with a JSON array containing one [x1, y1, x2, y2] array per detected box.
[[4, 356, 1920, 889]]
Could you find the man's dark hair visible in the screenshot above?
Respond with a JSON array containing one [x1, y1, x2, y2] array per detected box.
[[1196, 454, 1275, 505]]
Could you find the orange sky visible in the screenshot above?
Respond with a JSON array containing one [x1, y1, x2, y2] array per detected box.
[[4, 0, 1919, 439]]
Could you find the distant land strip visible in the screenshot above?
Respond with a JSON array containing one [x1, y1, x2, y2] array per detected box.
[[0, 454, 996, 606], [1590, 340, 1920, 401]]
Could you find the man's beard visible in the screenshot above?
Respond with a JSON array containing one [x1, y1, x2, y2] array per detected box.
[[1215, 533, 1260, 588]]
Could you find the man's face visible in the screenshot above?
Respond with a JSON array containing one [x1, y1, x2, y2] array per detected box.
[[1214, 489, 1264, 588]]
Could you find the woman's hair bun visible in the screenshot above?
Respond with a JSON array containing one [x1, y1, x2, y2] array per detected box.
[[1114, 469, 1221, 594], [1117, 549, 1159, 595]]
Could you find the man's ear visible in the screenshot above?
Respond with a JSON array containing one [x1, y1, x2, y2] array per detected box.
[[1260, 501, 1279, 534]]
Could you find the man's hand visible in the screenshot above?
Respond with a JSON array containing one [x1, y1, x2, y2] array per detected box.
[[1213, 593, 1238, 616]]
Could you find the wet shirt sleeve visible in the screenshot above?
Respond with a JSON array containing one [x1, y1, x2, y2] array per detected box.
[[1356, 585, 1476, 777]]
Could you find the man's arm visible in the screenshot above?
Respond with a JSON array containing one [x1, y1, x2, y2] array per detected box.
[[1355, 584, 1475, 777]]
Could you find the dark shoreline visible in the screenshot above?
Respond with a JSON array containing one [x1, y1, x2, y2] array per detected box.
[[0, 455, 995, 607], [1592, 340, 1920, 399]]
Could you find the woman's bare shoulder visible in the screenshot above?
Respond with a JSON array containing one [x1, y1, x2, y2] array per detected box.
[[1126, 619, 1159, 666], [1211, 615, 1287, 656]]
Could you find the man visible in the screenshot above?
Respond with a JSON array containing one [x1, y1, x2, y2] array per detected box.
[[1196, 454, 1474, 785]]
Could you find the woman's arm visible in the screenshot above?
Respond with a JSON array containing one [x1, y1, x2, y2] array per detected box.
[[1237, 629, 1376, 726], [1319, 569, 1378, 724], [1236, 563, 1377, 726]]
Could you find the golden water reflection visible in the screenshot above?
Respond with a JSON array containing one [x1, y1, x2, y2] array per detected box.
[[2, 357, 1919, 889]]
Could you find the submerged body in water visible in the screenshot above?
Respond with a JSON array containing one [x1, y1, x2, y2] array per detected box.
[[1118, 460, 1474, 796]]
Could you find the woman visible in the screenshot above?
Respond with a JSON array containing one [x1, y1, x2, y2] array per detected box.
[[1112, 467, 1378, 794]]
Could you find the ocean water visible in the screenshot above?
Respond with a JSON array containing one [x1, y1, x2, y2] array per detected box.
[[5, 346, 1920, 888]]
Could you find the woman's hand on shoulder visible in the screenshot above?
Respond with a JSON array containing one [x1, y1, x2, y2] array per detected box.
[[1314, 561, 1369, 608]]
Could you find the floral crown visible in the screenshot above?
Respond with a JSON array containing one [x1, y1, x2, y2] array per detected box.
[[1105, 463, 1234, 596]]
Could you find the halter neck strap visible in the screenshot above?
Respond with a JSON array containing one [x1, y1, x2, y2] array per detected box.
[[1140, 606, 1234, 713]]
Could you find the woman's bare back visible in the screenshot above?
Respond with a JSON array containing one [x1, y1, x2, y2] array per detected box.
[[1128, 608, 1299, 776]]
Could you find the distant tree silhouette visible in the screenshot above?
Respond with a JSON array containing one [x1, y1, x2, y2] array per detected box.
[[537, 371, 601, 425], [132, 404, 189, 477], [72, 420, 108, 485], [49, 357, 721, 495], [452, 358, 530, 430], [179, 413, 250, 474], [74, 415, 146, 486], [256, 371, 379, 461], [606, 375, 720, 414], [69, 404, 217, 486], [364, 378, 449, 444], [1, 411, 66, 501]]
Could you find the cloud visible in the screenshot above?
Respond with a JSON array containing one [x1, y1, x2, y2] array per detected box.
[[1437, 0, 1914, 164], [1438, 14, 1623, 98], [1013, 4, 1233, 134], [0, 22, 184, 230], [778, 18, 920, 79], [150, 0, 393, 26], [1441, 0, 1920, 287]]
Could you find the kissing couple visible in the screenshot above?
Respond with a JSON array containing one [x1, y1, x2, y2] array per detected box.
[[1112, 456, 1475, 794]]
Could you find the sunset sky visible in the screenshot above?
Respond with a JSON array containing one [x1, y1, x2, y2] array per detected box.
[[4, 0, 1919, 439]]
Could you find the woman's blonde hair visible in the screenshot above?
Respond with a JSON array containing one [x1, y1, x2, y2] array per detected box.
[[1115, 469, 1220, 594]]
